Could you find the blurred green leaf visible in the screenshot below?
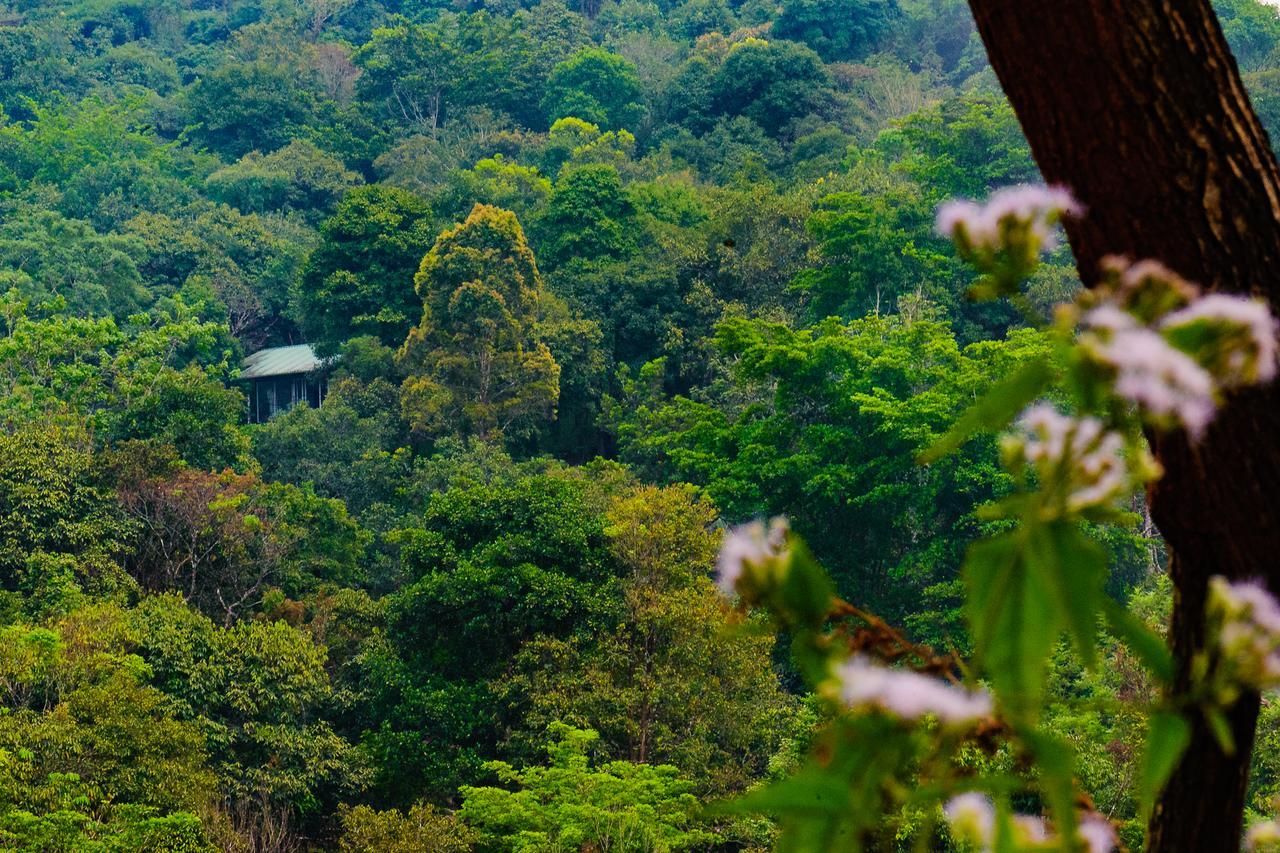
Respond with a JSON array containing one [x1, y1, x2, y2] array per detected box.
[[1034, 522, 1105, 670], [1139, 711, 1190, 818], [1207, 707, 1236, 756], [1023, 728, 1077, 843], [964, 530, 1060, 718], [724, 717, 912, 851]]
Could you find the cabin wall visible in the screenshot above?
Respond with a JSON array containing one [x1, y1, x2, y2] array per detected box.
[[246, 373, 328, 424]]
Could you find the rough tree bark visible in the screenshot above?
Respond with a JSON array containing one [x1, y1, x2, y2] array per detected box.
[[963, 1, 1280, 848]]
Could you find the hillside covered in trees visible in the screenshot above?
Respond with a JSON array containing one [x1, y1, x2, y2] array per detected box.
[[4, 0, 1280, 849]]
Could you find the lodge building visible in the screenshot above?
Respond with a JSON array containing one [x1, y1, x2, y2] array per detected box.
[[240, 344, 331, 424]]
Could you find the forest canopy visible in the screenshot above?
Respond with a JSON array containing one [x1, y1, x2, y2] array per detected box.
[[2, 0, 1280, 850]]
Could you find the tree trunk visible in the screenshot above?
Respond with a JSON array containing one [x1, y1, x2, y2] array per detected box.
[[963, 1, 1280, 848]]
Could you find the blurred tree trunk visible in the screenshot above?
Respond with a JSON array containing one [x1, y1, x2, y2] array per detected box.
[[964, 1, 1280, 848]]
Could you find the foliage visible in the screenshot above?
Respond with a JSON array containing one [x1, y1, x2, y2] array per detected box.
[[0, 0, 1273, 847], [504, 484, 798, 797], [398, 204, 560, 444], [0, 613, 218, 851], [337, 803, 476, 853], [297, 184, 438, 352], [459, 723, 718, 852], [773, 0, 899, 61], [0, 426, 134, 607], [711, 38, 832, 137], [543, 47, 646, 129], [205, 139, 361, 223], [613, 313, 1046, 635]]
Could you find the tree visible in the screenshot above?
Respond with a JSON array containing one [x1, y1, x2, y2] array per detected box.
[[114, 462, 363, 624], [772, 0, 899, 61], [126, 205, 312, 349], [613, 314, 1051, 634], [538, 163, 637, 268], [185, 61, 319, 160], [459, 724, 717, 851], [354, 17, 461, 134], [296, 185, 438, 353], [0, 26, 80, 121], [398, 204, 560, 443], [129, 594, 369, 817], [0, 427, 134, 605], [873, 92, 1036, 202], [204, 139, 361, 223], [963, 0, 1280, 846], [251, 375, 408, 516], [790, 183, 946, 319], [0, 207, 150, 318], [543, 47, 645, 130], [356, 473, 621, 804], [0, 294, 247, 469], [1215, 0, 1280, 71], [435, 154, 551, 225], [337, 803, 475, 853], [711, 38, 831, 137], [504, 484, 796, 797], [0, 617, 218, 849]]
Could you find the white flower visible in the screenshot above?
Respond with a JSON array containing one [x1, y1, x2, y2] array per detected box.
[[941, 794, 1059, 851], [937, 184, 1081, 251], [1018, 405, 1128, 512], [1247, 819, 1280, 852], [1209, 577, 1280, 690], [834, 655, 992, 726], [1081, 319, 1217, 438], [1081, 303, 1138, 334], [944, 793, 995, 845], [1078, 813, 1118, 853], [1161, 293, 1279, 385], [1013, 814, 1050, 844], [1212, 577, 1280, 634], [715, 517, 788, 596]]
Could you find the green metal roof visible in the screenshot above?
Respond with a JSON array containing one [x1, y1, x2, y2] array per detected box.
[[239, 344, 326, 380]]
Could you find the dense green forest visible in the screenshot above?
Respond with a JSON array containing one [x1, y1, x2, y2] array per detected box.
[[3, 0, 1280, 849]]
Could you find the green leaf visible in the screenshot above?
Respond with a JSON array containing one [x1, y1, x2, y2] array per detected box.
[[724, 763, 860, 818], [1101, 597, 1174, 685], [1023, 729, 1077, 844], [723, 717, 912, 851], [1139, 711, 1190, 818], [779, 539, 836, 633], [1206, 707, 1236, 756], [964, 530, 1061, 719], [919, 357, 1053, 463], [1030, 522, 1106, 671]]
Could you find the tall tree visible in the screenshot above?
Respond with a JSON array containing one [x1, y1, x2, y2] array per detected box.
[[296, 185, 437, 353], [963, 1, 1280, 848], [398, 204, 560, 443]]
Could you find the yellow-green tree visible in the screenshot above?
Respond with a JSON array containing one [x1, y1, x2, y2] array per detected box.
[[398, 204, 560, 444]]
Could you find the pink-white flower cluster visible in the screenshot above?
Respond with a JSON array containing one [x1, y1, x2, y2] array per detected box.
[[941, 794, 1048, 850], [936, 185, 1081, 253], [1208, 576, 1280, 690], [1079, 261, 1279, 438], [1247, 818, 1280, 852], [942, 792, 995, 845], [1081, 308, 1217, 438], [1161, 293, 1279, 387], [1078, 813, 1120, 853], [1015, 405, 1128, 513], [942, 794, 1115, 853], [715, 517, 789, 596], [834, 655, 992, 727]]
